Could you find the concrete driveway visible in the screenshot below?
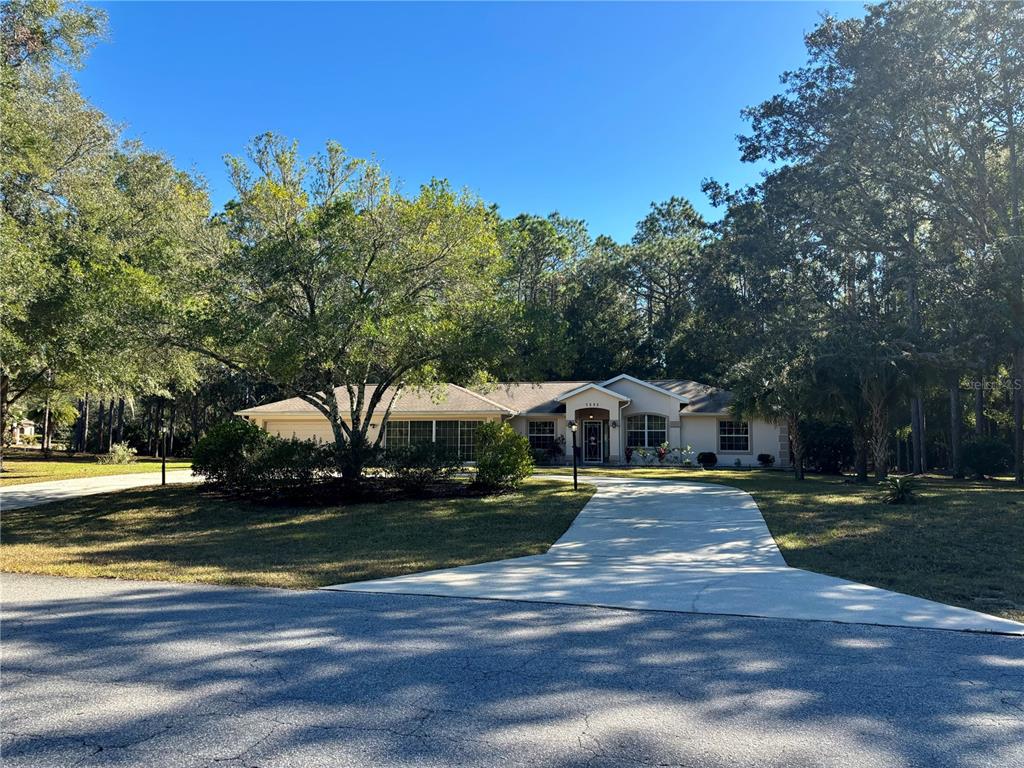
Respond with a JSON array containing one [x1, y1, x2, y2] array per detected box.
[[327, 476, 1024, 635], [2, 573, 1022, 768], [1, 470, 199, 511]]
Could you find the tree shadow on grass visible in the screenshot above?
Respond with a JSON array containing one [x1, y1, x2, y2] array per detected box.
[[751, 479, 1024, 622], [0, 483, 590, 588]]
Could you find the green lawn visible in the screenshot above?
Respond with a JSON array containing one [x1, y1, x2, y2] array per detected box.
[[0, 450, 191, 487], [0, 478, 595, 589], [540, 466, 1024, 622]]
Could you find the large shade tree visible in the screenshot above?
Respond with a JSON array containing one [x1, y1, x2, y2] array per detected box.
[[185, 134, 511, 481], [738, 0, 1024, 482], [1, 0, 209, 467]]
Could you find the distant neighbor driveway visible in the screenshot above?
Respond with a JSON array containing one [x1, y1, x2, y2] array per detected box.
[[1, 470, 199, 511], [328, 476, 1024, 635]]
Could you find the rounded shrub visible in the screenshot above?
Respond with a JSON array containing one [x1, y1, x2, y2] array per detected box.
[[474, 421, 534, 491], [757, 453, 775, 468], [697, 451, 717, 469], [192, 419, 270, 488], [246, 437, 336, 497]]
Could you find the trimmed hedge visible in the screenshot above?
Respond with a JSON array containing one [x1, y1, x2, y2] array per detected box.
[[381, 442, 462, 493], [192, 420, 335, 498]]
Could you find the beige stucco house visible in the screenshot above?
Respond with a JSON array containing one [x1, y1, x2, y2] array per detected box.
[[7, 418, 36, 446], [237, 374, 790, 468]]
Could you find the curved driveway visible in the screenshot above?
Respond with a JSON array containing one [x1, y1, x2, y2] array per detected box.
[[1, 470, 199, 511], [326, 476, 1024, 634]]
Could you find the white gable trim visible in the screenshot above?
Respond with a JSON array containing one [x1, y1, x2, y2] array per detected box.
[[601, 374, 690, 403], [554, 382, 632, 404]]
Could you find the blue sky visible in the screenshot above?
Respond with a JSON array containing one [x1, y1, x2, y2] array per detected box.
[[83, 1, 861, 242]]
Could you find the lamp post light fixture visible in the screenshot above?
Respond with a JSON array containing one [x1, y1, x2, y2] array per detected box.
[[569, 420, 578, 490]]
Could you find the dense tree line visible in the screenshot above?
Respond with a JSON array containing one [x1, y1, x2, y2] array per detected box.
[[490, 1, 1023, 483], [3, 0, 1021, 483]]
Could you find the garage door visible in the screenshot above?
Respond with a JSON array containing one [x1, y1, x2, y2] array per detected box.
[[263, 419, 333, 443]]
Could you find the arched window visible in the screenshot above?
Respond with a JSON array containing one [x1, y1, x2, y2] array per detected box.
[[626, 414, 667, 447]]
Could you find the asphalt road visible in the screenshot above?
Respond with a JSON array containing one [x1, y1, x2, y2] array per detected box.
[[2, 573, 1022, 768]]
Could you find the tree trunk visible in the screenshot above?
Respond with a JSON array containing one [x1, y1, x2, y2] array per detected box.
[[190, 393, 201, 451], [156, 398, 165, 460], [73, 396, 84, 452], [949, 383, 963, 479], [910, 395, 927, 474], [41, 395, 51, 456], [115, 397, 125, 444], [854, 440, 868, 481], [81, 394, 91, 454], [853, 420, 869, 481], [96, 399, 107, 454], [1016, 348, 1024, 484], [1004, 67, 1022, 483], [974, 381, 986, 436], [910, 397, 920, 474], [788, 415, 805, 481], [869, 398, 890, 481], [146, 400, 155, 456], [0, 373, 8, 472], [99, 399, 107, 454], [168, 400, 177, 457], [919, 398, 928, 472]]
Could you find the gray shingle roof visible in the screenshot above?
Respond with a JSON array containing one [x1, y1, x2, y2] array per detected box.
[[469, 382, 590, 414], [237, 378, 734, 417], [651, 379, 734, 414], [237, 384, 513, 416]]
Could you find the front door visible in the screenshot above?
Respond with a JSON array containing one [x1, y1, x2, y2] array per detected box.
[[583, 420, 603, 463]]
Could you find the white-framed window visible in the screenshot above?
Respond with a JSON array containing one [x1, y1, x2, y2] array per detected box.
[[435, 420, 460, 455], [458, 421, 482, 461], [409, 421, 433, 445], [384, 420, 410, 447], [626, 414, 667, 448], [385, 419, 479, 458], [527, 421, 556, 451], [382, 421, 434, 450], [718, 420, 750, 452]]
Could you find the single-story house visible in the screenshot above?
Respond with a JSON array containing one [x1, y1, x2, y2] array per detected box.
[[7, 418, 36, 446], [236, 374, 790, 467]]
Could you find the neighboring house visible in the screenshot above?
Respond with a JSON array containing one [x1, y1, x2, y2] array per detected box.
[[7, 419, 36, 446], [236, 374, 790, 467]]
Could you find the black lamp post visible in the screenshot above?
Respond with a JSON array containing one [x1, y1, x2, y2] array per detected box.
[[569, 420, 578, 490]]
